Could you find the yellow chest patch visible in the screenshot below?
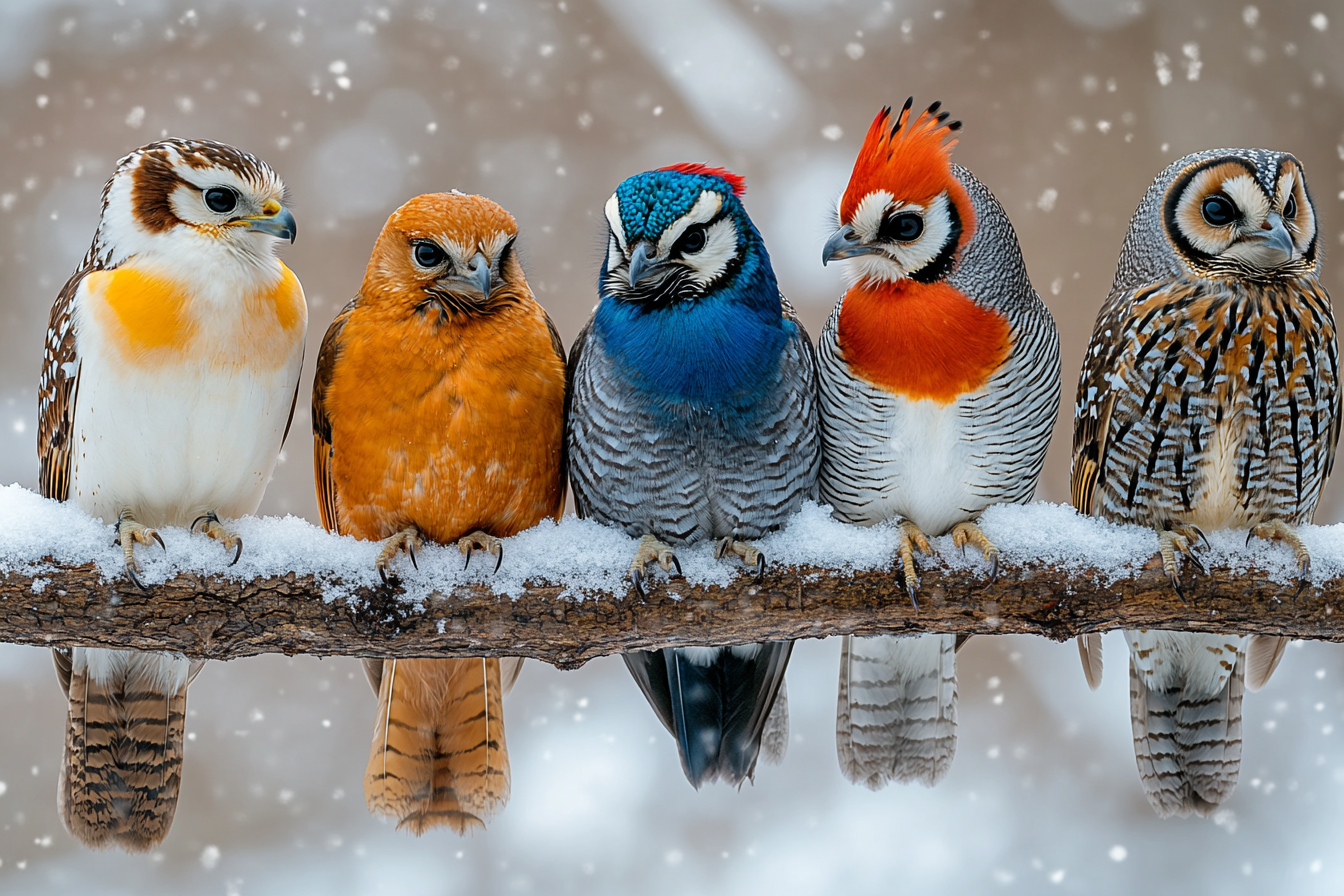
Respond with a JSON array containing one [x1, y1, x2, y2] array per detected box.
[[86, 263, 306, 369]]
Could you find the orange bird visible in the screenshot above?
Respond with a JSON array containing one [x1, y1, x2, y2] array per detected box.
[[311, 192, 567, 834]]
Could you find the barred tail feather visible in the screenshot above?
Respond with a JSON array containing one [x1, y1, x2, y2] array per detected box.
[[57, 647, 197, 852], [364, 657, 511, 836], [837, 633, 957, 789], [1127, 630, 1244, 818]]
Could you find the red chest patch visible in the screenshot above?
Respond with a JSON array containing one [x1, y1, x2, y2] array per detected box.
[[837, 280, 1013, 403]]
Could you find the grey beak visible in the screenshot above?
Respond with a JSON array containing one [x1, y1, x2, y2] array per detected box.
[[240, 206, 297, 244], [822, 225, 879, 265], [469, 251, 491, 297], [628, 242, 660, 287], [1227, 213, 1296, 267]]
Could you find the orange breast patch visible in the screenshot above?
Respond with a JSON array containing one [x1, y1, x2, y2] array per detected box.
[[837, 279, 1012, 403], [86, 267, 196, 357]]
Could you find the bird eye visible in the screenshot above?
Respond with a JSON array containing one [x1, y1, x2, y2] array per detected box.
[[203, 188, 237, 214], [1200, 194, 1238, 227], [880, 212, 925, 243], [412, 241, 446, 268], [1284, 194, 1298, 220], [674, 224, 707, 256]]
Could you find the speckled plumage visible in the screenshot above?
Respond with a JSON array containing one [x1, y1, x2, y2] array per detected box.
[[1072, 148, 1339, 818], [819, 105, 1059, 789], [567, 165, 819, 787]]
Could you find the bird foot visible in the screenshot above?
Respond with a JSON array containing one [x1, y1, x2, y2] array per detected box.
[[375, 526, 422, 586], [1156, 524, 1205, 602], [116, 510, 164, 591], [192, 511, 243, 566], [897, 520, 932, 609], [629, 534, 681, 598], [1249, 519, 1311, 599], [714, 537, 766, 583], [459, 530, 504, 574], [951, 520, 1000, 584]]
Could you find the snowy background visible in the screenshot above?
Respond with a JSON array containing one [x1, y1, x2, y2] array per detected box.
[[1, 0, 1344, 892]]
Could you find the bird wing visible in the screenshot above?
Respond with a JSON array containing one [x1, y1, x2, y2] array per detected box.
[[564, 317, 594, 519], [39, 267, 93, 502], [1070, 289, 1129, 515], [544, 311, 570, 514], [311, 298, 359, 534]]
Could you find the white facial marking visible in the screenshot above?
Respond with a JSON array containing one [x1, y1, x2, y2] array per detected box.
[[604, 192, 627, 253], [682, 217, 739, 285], [657, 190, 723, 259], [841, 191, 955, 287]]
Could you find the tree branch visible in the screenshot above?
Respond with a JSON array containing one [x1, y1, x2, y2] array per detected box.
[[2, 558, 1337, 669]]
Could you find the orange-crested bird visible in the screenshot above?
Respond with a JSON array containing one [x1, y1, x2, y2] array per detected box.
[[311, 192, 566, 834], [39, 139, 304, 851]]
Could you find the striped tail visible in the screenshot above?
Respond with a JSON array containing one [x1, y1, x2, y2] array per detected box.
[[1127, 630, 1245, 818], [363, 657, 516, 835], [836, 633, 957, 788], [55, 647, 200, 852]]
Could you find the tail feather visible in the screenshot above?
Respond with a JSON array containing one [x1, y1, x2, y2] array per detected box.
[[364, 657, 511, 835], [57, 648, 196, 852], [836, 633, 957, 789], [758, 679, 789, 766], [1127, 630, 1245, 818], [624, 641, 792, 788]]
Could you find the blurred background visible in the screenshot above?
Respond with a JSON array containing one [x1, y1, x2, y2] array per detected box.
[[0, 0, 1343, 892]]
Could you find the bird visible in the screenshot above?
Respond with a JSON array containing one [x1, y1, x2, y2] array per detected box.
[[818, 100, 1060, 789], [37, 138, 305, 850], [567, 163, 820, 788], [1071, 148, 1338, 817], [311, 191, 566, 834]]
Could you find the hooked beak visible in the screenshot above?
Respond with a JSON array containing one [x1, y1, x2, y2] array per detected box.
[[822, 225, 880, 265], [239, 203, 297, 244], [1226, 213, 1296, 267], [627, 242, 666, 287], [437, 252, 492, 300]]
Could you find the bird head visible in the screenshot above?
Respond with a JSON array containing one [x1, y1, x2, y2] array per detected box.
[[363, 192, 524, 318], [601, 163, 775, 310], [823, 100, 975, 287], [1157, 150, 1318, 281], [92, 138, 295, 271]]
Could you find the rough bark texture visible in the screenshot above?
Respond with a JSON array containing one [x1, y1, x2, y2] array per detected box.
[[2, 558, 1338, 669]]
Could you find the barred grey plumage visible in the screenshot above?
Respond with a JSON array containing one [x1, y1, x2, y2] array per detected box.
[[567, 164, 820, 788], [1072, 148, 1339, 818], [820, 112, 1059, 791], [567, 301, 819, 544]]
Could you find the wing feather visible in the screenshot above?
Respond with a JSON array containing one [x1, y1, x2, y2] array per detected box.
[[311, 299, 358, 534], [39, 269, 92, 502]]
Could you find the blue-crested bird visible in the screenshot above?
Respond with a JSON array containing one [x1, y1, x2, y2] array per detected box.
[[567, 163, 820, 787]]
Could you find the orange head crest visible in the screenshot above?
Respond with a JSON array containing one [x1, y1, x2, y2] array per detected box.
[[839, 99, 974, 246]]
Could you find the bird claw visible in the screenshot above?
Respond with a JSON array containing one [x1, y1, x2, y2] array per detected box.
[[459, 531, 503, 574], [629, 535, 679, 596], [715, 537, 766, 582], [630, 565, 646, 599], [1248, 519, 1313, 602], [193, 511, 244, 565], [376, 526, 422, 584]]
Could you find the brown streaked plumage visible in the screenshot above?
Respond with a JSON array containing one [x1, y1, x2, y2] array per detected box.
[[313, 192, 566, 834], [1071, 148, 1339, 819], [40, 138, 304, 852]]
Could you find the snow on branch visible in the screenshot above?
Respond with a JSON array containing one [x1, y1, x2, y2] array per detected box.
[[0, 485, 1341, 669]]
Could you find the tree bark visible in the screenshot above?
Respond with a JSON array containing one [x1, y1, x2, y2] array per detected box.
[[2, 556, 1336, 669]]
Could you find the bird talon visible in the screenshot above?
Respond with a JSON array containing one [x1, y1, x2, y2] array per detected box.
[[754, 552, 766, 584], [229, 537, 243, 567], [458, 530, 503, 574], [669, 553, 683, 579], [378, 565, 390, 588], [152, 531, 166, 552], [492, 542, 504, 575], [407, 541, 418, 571], [125, 564, 147, 592], [630, 566, 646, 599]]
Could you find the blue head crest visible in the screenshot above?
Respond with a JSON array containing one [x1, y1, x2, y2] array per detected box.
[[594, 164, 793, 406]]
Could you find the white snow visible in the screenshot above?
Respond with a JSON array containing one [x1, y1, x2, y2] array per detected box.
[[0, 483, 1336, 602]]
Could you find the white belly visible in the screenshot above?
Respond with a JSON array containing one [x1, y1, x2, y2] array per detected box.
[[69, 331, 301, 528], [833, 396, 985, 536]]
